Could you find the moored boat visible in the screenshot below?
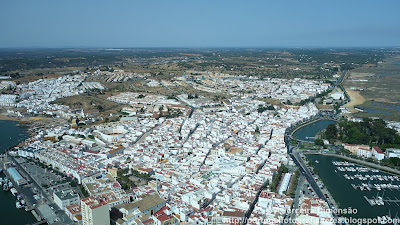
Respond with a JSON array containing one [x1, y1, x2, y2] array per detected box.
[[10, 187, 18, 196], [16, 201, 22, 209]]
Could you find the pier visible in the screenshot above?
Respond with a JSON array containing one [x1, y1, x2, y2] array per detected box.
[[351, 183, 400, 191], [364, 195, 400, 207], [28, 220, 47, 225]]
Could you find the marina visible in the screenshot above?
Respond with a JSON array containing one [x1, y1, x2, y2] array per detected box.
[[332, 160, 400, 207], [364, 195, 400, 207], [1, 173, 33, 211], [307, 154, 400, 223], [0, 120, 37, 225]]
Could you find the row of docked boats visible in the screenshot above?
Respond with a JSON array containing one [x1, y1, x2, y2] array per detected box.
[[336, 166, 380, 173], [0, 177, 13, 191], [343, 173, 400, 182], [372, 196, 385, 206], [1, 177, 28, 210], [332, 161, 356, 166], [353, 182, 400, 191]]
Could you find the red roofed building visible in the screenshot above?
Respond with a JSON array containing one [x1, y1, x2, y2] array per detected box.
[[81, 196, 110, 225], [138, 168, 154, 176], [65, 203, 82, 222], [372, 146, 385, 160], [153, 204, 179, 225], [343, 143, 369, 155], [358, 147, 372, 158]]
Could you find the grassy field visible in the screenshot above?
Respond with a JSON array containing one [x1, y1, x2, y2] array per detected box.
[[10, 67, 84, 83], [52, 94, 127, 117]]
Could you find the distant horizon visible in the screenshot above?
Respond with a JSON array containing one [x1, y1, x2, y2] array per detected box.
[[1, 1, 400, 48], [1, 45, 400, 50]]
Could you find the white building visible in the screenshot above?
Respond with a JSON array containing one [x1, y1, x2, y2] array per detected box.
[[81, 196, 110, 225], [372, 146, 385, 160], [386, 148, 400, 159], [0, 94, 17, 107], [54, 190, 80, 210], [357, 147, 372, 158], [18, 146, 39, 158]]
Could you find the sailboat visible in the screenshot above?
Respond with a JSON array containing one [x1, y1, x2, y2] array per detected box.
[[376, 190, 385, 206]]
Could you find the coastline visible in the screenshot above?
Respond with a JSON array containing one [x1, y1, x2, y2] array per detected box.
[[0, 111, 67, 137], [0, 121, 38, 225]]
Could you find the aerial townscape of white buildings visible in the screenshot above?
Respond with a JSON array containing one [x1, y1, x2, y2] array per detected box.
[[5, 71, 394, 225], [0, 75, 105, 118]]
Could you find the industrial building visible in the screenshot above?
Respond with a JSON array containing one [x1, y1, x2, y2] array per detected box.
[[7, 167, 27, 186]]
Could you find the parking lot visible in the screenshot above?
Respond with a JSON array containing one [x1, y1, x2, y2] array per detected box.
[[15, 157, 71, 195]]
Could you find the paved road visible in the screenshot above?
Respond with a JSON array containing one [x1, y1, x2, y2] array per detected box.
[[285, 136, 341, 224], [335, 70, 347, 87], [6, 154, 74, 224], [285, 174, 305, 224]]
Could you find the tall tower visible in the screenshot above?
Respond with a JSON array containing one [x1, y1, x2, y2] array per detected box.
[[81, 196, 110, 225]]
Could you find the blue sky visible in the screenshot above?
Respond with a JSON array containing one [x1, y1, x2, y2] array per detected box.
[[1, 0, 399, 48]]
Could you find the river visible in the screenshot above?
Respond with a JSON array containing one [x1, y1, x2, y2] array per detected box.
[[306, 154, 400, 224], [292, 119, 336, 141], [0, 120, 37, 225], [294, 119, 400, 224]]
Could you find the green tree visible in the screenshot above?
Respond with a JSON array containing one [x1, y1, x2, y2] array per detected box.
[[314, 139, 324, 146], [325, 124, 338, 141]]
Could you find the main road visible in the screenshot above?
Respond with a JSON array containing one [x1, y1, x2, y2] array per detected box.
[[285, 122, 342, 224]]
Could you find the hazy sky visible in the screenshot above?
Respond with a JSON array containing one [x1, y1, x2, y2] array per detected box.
[[1, 0, 399, 48]]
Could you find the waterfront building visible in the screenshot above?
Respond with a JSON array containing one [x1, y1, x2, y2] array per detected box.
[[344, 144, 386, 160], [17, 146, 43, 158], [372, 146, 385, 160], [7, 167, 26, 186], [343, 144, 369, 155], [357, 147, 372, 158]]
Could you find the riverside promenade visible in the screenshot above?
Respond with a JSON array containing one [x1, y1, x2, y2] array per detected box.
[[305, 151, 400, 176]]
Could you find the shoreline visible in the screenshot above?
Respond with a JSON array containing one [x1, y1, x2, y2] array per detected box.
[[0, 122, 39, 225], [0, 112, 68, 136], [1, 170, 41, 223], [306, 154, 400, 222]]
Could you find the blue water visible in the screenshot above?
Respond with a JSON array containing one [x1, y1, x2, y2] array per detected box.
[[0, 120, 29, 154], [371, 102, 400, 112], [293, 120, 336, 141], [307, 155, 400, 224], [359, 102, 400, 115], [0, 120, 37, 225], [377, 74, 393, 76], [359, 107, 393, 115]]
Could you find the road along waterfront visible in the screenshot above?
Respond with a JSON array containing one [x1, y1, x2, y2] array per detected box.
[[307, 154, 400, 224], [285, 117, 343, 224], [0, 120, 37, 225]]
